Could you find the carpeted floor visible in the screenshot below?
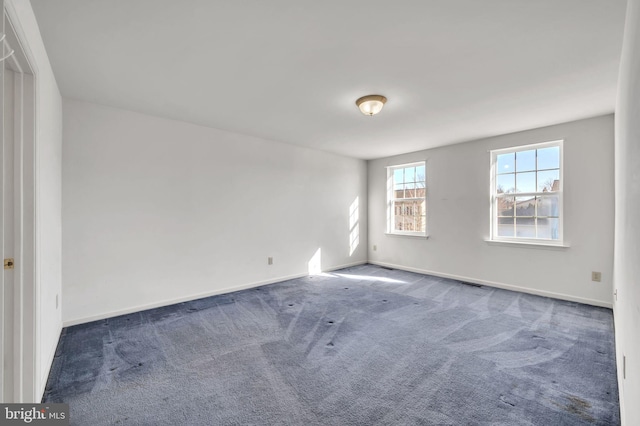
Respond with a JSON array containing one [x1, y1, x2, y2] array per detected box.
[[44, 264, 620, 425]]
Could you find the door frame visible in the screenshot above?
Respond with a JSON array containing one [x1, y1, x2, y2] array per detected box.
[[2, 0, 38, 403]]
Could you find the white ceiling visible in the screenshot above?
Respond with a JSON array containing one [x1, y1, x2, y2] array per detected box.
[[30, 0, 627, 160]]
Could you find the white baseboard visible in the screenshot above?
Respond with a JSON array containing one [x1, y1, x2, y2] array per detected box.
[[367, 260, 612, 309], [324, 260, 370, 273], [62, 258, 609, 328], [62, 260, 367, 328]]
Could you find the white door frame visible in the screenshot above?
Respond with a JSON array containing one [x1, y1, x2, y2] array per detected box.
[[2, 0, 37, 403]]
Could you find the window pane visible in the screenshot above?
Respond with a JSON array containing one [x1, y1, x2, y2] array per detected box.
[[417, 215, 426, 232], [515, 197, 535, 216], [393, 198, 426, 232], [515, 218, 536, 238], [497, 217, 514, 237], [496, 153, 515, 174], [497, 197, 514, 217], [406, 183, 418, 198], [416, 165, 426, 182], [394, 183, 404, 199], [537, 196, 559, 217], [393, 168, 404, 184], [496, 173, 515, 194], [412, 202, 422, 230], [538, 146, 560, 170], [537, 217, 559, 240], [404, 166, 416, 183], [404, 215, 411, 230], [537, 169, 560, 192], [516, 172, 536, 193], [516, 150, 536, 172], [393, 200, 404, 230]]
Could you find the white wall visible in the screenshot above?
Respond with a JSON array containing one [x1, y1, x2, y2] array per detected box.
[[614, 0, 640, 423], [368, 115, 614, 307], [62, 99, 367, 325], [6, 0, 62, 401]]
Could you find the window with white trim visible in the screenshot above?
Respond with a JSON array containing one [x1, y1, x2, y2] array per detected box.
[[387, 162, 426, 236], [490, 141, 563, 243]]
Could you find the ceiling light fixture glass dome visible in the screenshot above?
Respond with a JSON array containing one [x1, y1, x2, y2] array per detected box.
[[356, 95, 387, 116]]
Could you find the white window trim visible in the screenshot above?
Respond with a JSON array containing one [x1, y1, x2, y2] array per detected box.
[[385, 232, 430, 239], [489, 140, 564, 244], [484, 239, 569, 249], [386, 161, 427, 237]]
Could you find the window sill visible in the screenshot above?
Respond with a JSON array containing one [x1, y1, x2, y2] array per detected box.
[[385, 232, 429, 239], [484, 239, 569, 250]]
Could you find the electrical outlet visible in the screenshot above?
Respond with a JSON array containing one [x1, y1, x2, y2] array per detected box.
[[268, 257, 273, 265], [373, 245, 377, 251], [56, 294, 59, 309], [591, 271, 602, 282]]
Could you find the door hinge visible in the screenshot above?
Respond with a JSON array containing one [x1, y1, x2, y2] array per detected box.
[[4, 258, 14, 269]]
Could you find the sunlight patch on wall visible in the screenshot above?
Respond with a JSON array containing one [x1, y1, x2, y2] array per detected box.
[[308, 248, 322, 275], [349, 197, 359, 256]]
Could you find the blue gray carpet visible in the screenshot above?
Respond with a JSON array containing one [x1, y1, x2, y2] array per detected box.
[[44, 264, 619, 425]]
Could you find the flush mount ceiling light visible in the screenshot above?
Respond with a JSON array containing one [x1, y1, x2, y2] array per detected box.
[[355, 95, 387, 116]]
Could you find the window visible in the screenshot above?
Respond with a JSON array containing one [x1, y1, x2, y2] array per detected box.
[[387, 162, 426, 236], [490, 141, 563, 243]]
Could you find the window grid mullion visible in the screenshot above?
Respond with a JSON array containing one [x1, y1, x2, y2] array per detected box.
[[495, 191, 560, 198], [492, 141, 562, 242], [388, 163, 427, 235]]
